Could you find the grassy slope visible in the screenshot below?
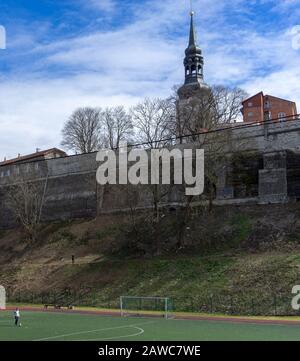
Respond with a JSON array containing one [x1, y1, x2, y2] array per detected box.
[[0, 204, 300, 315]]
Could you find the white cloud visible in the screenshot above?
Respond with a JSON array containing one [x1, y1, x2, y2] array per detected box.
[[0, 0, 299, 160], [83, 0, 115, 12], [0, 75, 145, 160]]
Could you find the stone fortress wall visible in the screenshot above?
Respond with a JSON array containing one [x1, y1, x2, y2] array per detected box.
[[0, 119, 300, 228]]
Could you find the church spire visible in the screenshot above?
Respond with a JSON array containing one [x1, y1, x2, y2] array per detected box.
[[182, 11, 208, 88], [188, 11, 196, 48]]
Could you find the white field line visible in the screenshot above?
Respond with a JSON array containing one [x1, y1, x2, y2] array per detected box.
[[34, 321, 154, 341], [85, 326, 145, 341]]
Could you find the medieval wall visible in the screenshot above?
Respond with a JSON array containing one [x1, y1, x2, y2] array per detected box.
[[0, 119, 300, 228]]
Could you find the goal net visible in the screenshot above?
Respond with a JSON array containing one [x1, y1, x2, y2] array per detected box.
[[0, 286, 6, 310], [120, 296, 172, 319]]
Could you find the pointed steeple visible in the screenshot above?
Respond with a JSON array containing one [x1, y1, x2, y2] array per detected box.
[[188, 11, 196, 47], [181, 11, 208, 88]]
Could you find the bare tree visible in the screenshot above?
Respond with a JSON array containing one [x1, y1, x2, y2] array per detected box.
[[6, 180, 46, 241], [131, 98, 174, 149], [61, 107, 103, 153], [171, 85, 248, 216], [172, 85, 248, 142], [102, 106, 134, 149], [171, 85, 248, 248], [212, 85, 248, 124], [130, 98, 175, 222]]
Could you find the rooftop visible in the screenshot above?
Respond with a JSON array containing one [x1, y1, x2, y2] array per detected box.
[[0, 148, 67, 167]]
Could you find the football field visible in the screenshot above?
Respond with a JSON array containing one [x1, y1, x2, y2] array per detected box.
[[1, 309, 300, 341]]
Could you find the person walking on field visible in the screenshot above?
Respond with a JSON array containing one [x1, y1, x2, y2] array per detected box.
[[14, 308, 21, 326]]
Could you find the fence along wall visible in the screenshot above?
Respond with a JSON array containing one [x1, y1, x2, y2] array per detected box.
[[0, 120, 300, 228]]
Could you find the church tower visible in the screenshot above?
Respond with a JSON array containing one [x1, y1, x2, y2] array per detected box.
[[176, 11, 211, 139], [178, 11, 209, 100]]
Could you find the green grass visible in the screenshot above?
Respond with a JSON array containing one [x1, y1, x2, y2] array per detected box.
[[1, 311, 300, 341], [230, 214, 252, 246], [2, 204, 300, 318], [4, 252, 300, 316]]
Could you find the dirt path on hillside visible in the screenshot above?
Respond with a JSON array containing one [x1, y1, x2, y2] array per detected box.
[[8, 255, 103, 268]]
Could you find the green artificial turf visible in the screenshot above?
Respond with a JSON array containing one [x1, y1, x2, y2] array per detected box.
[[1, 311, 300, 341]]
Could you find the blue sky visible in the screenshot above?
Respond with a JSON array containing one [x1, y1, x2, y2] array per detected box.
[[0, 0, 300, 159]]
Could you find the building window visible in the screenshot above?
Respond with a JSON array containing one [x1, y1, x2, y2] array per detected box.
[[6, 169, 10, 177], [264, 101, 271, 109], [35, 163, 39, 170], [248, 112, 254, 117], [278, 112, 286, 121], [248, 102, 253, 107], [264, 111, 272, 121]]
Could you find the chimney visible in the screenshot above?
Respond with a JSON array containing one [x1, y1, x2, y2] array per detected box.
[[18, 153, 21, 158], [36, 148, 40, 153]]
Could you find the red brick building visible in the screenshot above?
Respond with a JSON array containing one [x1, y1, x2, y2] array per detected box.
[[241, 92, 298, 123]]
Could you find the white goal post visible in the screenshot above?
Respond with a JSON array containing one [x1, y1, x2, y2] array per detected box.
[[0, 286, 6, 310], [120, 296, 172, 319]]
